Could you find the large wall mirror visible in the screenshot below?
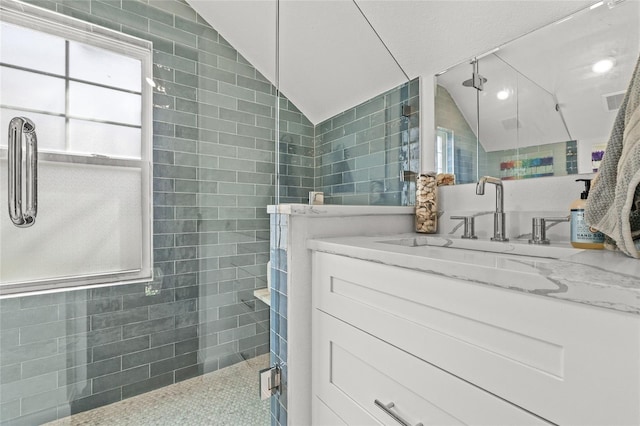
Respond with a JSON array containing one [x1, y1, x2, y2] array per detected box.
[[435, 0, 639, 184]]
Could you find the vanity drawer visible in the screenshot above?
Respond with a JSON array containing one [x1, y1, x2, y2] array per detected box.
[[313, 311, 551, 426], [312, 252, 640, 425]]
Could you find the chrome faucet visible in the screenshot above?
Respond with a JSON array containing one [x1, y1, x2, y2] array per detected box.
[[476, 176, 508, 242]]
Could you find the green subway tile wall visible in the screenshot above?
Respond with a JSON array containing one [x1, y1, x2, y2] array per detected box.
[[315, 79, 420, 205], [278, 97, 315, 204]]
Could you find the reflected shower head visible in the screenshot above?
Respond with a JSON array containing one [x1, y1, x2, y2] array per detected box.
[[462, 76, 487, 86], [463, 59, 487, 90], [462, 74, 487, 90]]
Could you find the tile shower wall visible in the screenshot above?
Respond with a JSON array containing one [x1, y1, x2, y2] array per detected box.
[[315, 79, 420, 206], [0, 0, 312, 423], [278, 96, 315, 204]]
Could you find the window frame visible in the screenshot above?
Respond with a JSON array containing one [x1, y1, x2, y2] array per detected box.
[[0, 0, 153, 297]]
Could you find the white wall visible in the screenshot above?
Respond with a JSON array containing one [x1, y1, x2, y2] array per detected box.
[[437, 174, 596, 243]]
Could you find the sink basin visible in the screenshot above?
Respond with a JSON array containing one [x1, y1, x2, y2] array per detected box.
[[379, 235, 583, 260]]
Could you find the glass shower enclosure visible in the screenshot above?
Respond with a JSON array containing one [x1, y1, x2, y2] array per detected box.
[[0, 0, 272, 424]]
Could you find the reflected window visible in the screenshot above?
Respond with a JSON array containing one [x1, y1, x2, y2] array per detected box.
[[436, 127, 455, 175]]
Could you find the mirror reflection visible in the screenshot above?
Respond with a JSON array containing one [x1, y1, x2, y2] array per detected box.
[[435, 0, 640, 184]]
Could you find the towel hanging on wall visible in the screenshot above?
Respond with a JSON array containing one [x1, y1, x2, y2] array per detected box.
[[585, 53, 640, 258]]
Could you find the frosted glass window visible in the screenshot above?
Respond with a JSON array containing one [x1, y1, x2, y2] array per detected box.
[[69, 119, 142, 159], [69, 81, 141, 125], [69, 42, 142, 92], [0, 22, 65, 75], [0, 162, 143, 285], [0, 66, 65, 113], [0, 108, 66, 151]]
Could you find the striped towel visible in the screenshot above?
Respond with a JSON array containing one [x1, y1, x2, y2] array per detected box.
[[585, 54, 640, 258]]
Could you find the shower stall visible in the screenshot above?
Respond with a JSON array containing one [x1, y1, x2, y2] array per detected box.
[[0, 0, 272, 423]]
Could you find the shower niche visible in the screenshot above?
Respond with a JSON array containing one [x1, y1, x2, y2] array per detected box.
[[0, 1, 153, 296]]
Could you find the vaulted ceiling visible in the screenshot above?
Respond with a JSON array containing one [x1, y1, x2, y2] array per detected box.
[[186, 1, 596, 124]]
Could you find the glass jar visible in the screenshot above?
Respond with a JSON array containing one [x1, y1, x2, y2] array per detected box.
[[416, 173, 437, 233]]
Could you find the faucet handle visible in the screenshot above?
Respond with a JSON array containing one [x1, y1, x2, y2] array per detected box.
[[528, 216, 569, 245], [451, 216, 478, 239]]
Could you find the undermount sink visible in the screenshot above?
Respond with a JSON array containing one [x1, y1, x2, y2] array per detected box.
[[379, 235, 583, 260]]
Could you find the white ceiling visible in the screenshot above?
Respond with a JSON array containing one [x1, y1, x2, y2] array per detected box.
[[186, 0, 598, 124]]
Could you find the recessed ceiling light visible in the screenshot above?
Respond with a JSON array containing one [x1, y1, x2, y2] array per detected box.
[[592, 58, 615, 74], [497, 89, 510, 100]]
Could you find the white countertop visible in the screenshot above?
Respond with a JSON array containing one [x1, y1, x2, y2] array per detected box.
[[308, 233, 640, 316]]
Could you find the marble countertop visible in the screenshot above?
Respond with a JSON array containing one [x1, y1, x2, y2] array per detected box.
[[308, 233, 640, 316]]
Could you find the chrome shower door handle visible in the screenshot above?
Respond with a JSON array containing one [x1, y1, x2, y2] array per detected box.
[[8, 117, 38, 228]]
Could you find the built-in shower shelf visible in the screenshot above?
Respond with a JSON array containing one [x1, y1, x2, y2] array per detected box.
[[253, 288, 271, 306]]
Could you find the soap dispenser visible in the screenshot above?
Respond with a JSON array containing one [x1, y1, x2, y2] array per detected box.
[[570, 179, 604, 249]]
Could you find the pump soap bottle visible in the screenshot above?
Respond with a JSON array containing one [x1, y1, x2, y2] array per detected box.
[[570, 179, 604, 249]]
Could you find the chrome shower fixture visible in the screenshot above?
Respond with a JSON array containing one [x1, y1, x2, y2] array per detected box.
[[462, 60, 487, 91]]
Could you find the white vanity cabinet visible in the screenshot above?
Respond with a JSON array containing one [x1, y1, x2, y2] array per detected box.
[[311, 251, 640, 426]]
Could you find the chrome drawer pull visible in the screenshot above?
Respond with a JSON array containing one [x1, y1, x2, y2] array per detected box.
[[374, 399, 423, 426]]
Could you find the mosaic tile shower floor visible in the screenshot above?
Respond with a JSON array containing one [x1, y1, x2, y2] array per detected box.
[[45, 355, 270, 426]]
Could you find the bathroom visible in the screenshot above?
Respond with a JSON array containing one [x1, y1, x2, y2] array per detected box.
[[1, 0, 639, 425]]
